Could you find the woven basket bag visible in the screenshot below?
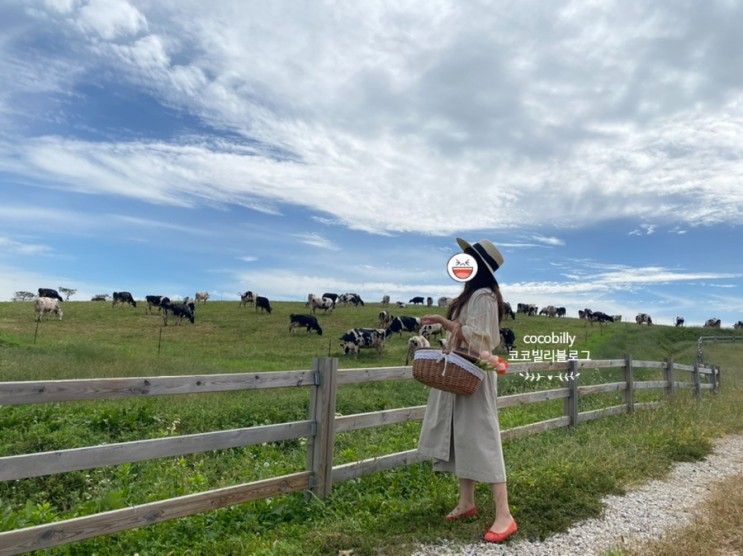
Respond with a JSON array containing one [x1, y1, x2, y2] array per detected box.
[[412, 348, 486, 396]]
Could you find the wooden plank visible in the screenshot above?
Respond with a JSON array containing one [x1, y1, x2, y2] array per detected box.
[[700, 383, 714, 390], [696, 367, 714, 376], [672, 363, 695, 373], [577, 404, 626, 423], [306, 357, 337, 499], [577, 382, 626, 396], [631, 360, 666, 369], [572, 359, 626, 369], [336, 366, 412, 385], [633, 380, 668, 390], [0, 421, 312, 482], [672, 381, 692, 389], [508, 361, 570, 372], [498, 388, 569, 409], [0, 472, 310, 556], [665, 358, 674, 397], [332, 449, 425, 483], [335, 406, 426, 433], [693, 362, 701, 399], [500, 416, 570, 441], [624, 354, 634, 413], [0, 371, 315, 406]]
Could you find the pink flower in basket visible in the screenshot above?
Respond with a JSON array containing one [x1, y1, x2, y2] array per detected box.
[[479, 351, 509, 375]]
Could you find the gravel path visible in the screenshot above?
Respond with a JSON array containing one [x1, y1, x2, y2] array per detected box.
[[412, 433, 743, 556]]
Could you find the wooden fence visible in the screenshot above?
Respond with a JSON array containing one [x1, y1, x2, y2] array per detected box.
[[0, 357, 720, 555]]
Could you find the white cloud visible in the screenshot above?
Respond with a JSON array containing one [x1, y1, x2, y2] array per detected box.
[[531, 235, 565, 246], [76, 0, 147, 40], [629, 224, 656, 236], [293, 233, 339, 250], [237, 256, 258, 262], [0, 236, 52, 256]]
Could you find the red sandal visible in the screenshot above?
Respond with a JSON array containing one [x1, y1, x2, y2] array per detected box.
[[483, 517, 518, 543], [445, 506, 478, 521]]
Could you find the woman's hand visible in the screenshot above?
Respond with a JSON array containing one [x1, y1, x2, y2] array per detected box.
[[420, 314, 446, 327]]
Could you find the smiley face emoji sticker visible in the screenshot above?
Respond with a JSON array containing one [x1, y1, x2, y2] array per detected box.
[[447, 253, 478, 282]]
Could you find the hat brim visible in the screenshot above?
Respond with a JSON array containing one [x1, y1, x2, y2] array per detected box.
[[455, 237, 500, 275], [456, 237, 472, 252]]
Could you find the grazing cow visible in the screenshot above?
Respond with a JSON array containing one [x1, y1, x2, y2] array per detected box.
[[35, 297, 63, 321], [612, 315, 622, 323], [240, 291, 254, 306], [289, 314, 323, 335], [704, 318, 721, 328], [556, 307, 566, 318], [145, 295, 168, 313], [385, 316, 421, 337], [499, 327, 516, 352], [675, 316, 685, 327], [590, 311, 614, 325], [309, 295, 334, 314], [539, 305, 557, 317], [517, 303, 538, 316], [339, 328, 386, 357], [419, 323, 444, 340], [406, 335, 430, 364], [91, 294, 108, 301], [378, 310, 393, 327], [503, 302, 516, 320], [734, 320, 743, 329], [255, 296, 272, 314], [395, 301, 407, 308], [322, 293, 339, 305], [409, 296, 425, 305], [381, 295, 390, 305], [426, 297, 433, 307], [162, 300, 195, 325], [38, 288, 63, 302], [635, 313, 653, 325], [112, 291, 137, 308], [338, 293, 364, 306], [437, 297, 453, 307], [195, 292, 209, 304], [579, 308, 594, 320]]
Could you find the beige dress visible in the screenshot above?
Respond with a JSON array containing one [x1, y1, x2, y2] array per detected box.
[[417, 287, 507, 483]]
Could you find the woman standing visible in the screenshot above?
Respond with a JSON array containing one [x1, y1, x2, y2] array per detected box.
[[418, 238, 517, 544]]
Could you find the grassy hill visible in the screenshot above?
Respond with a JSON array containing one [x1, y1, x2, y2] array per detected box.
[[0, 301, 741, 555]]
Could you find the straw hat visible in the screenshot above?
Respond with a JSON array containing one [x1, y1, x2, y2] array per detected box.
[[456, 238, 504, 274]]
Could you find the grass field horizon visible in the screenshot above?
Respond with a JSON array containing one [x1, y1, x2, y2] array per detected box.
[[1, 300, 741, 555]]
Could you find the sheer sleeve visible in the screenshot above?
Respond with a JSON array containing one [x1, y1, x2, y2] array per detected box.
[[459, 292, 500, 355]]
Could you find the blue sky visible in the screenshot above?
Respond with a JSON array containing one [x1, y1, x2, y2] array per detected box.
[[1, 0, 741, 326]]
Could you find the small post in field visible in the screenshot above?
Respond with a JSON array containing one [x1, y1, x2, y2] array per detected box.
[[306, 357, 338, 499], [33, 320, 40, 344], [157, 327, 163, 355], [664, 357, 674, 397], [564, 359, 579, 427], [692, 361, 701, 400], [624, 353, 634, 413]]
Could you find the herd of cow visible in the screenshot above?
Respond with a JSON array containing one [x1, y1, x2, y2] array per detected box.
[[27, 288, 743, 359]]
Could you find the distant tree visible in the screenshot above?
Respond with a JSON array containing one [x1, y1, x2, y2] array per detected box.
[[58, 287, 77, 301], [13, 291, 35, 302]]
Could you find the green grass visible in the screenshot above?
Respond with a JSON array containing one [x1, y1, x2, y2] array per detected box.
[[0, 301, 741, 555]]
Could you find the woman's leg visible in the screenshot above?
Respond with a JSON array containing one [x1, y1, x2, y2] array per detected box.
[[488, 481, 514, 531], [446, 478, 476, 517]]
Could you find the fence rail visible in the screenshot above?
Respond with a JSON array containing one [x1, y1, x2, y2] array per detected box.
[[0, 356, 720, 555]]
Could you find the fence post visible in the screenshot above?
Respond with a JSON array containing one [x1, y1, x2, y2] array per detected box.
[[709, 363, 717, 394], [715, 366, 721, 393], [692, 361, 701, 400], [306, 357, 338, 499], [564, 359, 579, 427], [624, 353, 634, 414], [664, 357, 674, 398]]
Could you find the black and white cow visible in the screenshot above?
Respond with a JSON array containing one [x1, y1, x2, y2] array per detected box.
[[339, 328, 386, 356], [378, 310, 393, 327], [112, 291, 137, 308], [704, 318, 721, 328], [91, 294, 108, 301], [145, 295, 169, 313], [499, 327, 516, 352], [635, 313, 653, 325], [381, 295, 390, 305], [195, 291, 209, 304], [517, 303, 537, 316], [579, 308, 594, 320], [556, 307, 566, 318], [240, 291, 254, 306], [322, 293, 339, 305], [289, 314, 323, 335], [256, 296, 272, 314], [38, 288, 63, 302], [385, 316, 421, 337], [309, 295, 334, 314], [338, 293, 364, 306], [395, 301, 407, 308], [734, 320, 743, 329], [612, 315, 622, 323], [162, 300, 195, 325], [590, 311, 614, 324], [409, 296, 425, 305], [35, 297, 63, 321], [675, 316, 685, 327], [426, 297, 433, 307], [437, 297, 452, 307], [503, 302, 516, 320]]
